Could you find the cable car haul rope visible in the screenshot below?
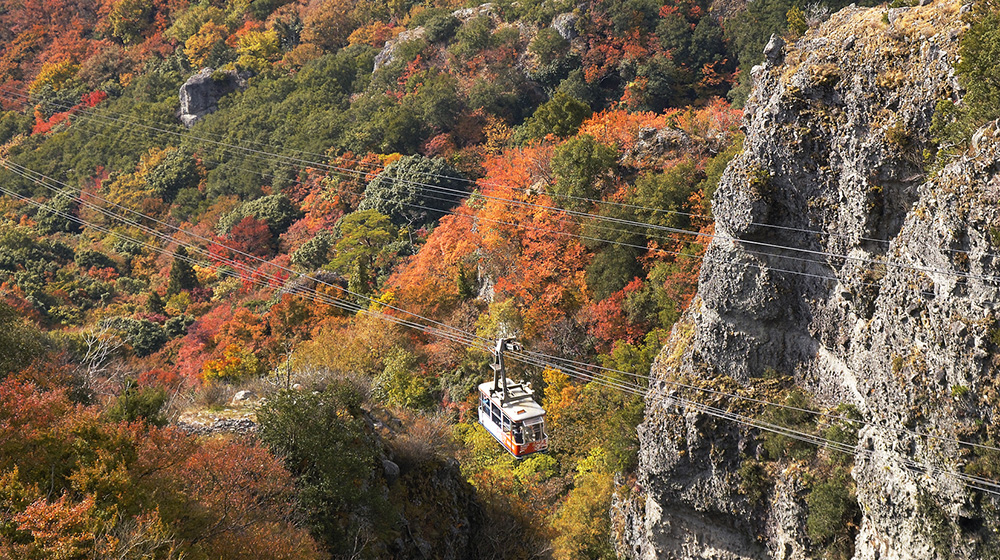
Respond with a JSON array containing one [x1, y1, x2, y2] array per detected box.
[[4, 94, 1000, 493]]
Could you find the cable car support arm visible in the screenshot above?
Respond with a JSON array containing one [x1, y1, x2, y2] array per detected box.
[[491, 337, 521, 404]]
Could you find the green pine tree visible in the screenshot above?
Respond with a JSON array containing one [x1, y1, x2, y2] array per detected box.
[[167, 247, 199, 296], [457, 265, 476, 300], [348, 258, 370, 299], [146, 291, 166, 315]]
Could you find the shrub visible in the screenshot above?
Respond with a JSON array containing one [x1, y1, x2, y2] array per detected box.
[[105, 385, 168, 426], [956, 2, 1000, 125], [806, 467, 859, 559], [102, 317, 168, 357], [256, 382, 392, 554], [146, 148, 200, 203], [290, 230, 335, 269], [217, 193, 302, 235], [389, 410, 455, 465], [34, 192, 82, 235], [761, 389, 818, 461], [372, 347, 434, 410], [359, 155, 467, 227], [931, 1, 1000, 149], [518, 92, 592, 141], [530, 27, 569, 65], [821, 404, 861, 466], [550, 134, 617, 209], [423, 13, 461, 42], [451, 16, 494, 59], [201, 345, 264, 383], [738, 459, 769, 503], [167, 247, 199, 296], [631, 161, 701, 229], [75, 249, 118, 271], [0, 303, 45, 376], [165, 314, 195, 338], [0, 111, 32, 145]]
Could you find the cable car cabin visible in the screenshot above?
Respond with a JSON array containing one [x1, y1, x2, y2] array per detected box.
[[478, 380, 548, 458]]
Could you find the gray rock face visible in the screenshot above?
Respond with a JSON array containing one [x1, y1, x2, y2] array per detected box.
[[373, 27, 428, 74], [452, 3, 495, 22], [372, 3, 501, 74], [552, 12, 579, 40], [763, 34, 785, 65], [178, 68, 247, 127], [626, 127, 696, 165], [619, 3, 1000, 559], [374, 4, 497, 74]]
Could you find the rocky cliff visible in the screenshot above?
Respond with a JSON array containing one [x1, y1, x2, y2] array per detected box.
[[616, 2, 1000, 558]]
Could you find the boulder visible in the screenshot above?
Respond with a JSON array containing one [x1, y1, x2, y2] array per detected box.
[[762, 34, 785, 65], [231, 390, 255, 404], [551, 12, 579, 40], [373, 28, 427, 74], [178, 68, 248, 128], [382, 459, 400, 485]]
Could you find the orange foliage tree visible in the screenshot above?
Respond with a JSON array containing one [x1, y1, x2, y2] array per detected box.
[[389, 209, 480, 320], [475, 145, 589, 337], [577, 109, 667, 153], [300, 0, 359, 51]]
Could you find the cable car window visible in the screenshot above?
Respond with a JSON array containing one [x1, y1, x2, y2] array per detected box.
[[522, 418, 544, 443], [531, 423, 544, 442], [502, 415, 511, 433], [480, 394, 488, 413], [513, 424, 524, 444], [491, 402, 501, 425], [523, 424, 537, 443]]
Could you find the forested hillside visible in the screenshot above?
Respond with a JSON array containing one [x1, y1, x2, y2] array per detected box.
[[0, 0, 878, 557]]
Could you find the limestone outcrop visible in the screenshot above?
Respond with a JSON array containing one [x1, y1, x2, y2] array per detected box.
[[617, 2, 1000, 558], [178, 68, 248, 127]]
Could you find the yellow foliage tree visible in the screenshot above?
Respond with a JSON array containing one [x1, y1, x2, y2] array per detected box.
[[104, 173, 155, 214], [101, 147, 174, 215], [292, 314, 400, 379], [184, 22, 229, 69], [550, 469, 615, 560], [541, 367, 575, 427], [483, 114, 513, 155], [347, 22, 403, 48], [236, 29, 281, 72], [201, 345, 263, 382], [29, 60, 80, 95], [105, 0, 153, 45], [135, 146, 171, 175]]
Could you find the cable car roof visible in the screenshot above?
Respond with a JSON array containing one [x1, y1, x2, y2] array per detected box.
[[478, 381, 545, 421]]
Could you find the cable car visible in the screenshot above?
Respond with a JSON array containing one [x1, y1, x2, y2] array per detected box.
[[478, 338, 548, 458]]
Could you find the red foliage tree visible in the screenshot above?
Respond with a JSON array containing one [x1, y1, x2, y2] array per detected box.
[[227, 216, 276, 259], [580, 277, 647, 351]]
